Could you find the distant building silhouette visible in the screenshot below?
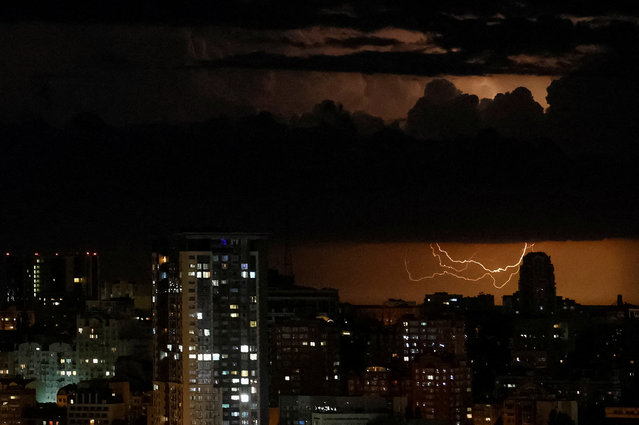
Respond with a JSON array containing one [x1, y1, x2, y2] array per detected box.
[[518, 252, 556, 316]]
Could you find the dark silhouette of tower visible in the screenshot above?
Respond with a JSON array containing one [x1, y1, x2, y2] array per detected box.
[[518, 252, 556, 315]]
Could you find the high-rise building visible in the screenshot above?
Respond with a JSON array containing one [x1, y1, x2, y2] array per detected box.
[[25, 252, 100, 302], [151, 232, 268, 425], [1, 250, 100, 307], [518, 252, 556, 316]]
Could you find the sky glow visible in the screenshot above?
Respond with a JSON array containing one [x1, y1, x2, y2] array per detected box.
[[286, 239, 639, 306], [404, 243, 533, 289]]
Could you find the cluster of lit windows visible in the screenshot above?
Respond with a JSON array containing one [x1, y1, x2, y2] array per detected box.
[[33, 260, 41, 296]]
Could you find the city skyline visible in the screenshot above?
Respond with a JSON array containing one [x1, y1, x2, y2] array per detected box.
[[2, 234, 639, 424], [3, 1, 639, 424]]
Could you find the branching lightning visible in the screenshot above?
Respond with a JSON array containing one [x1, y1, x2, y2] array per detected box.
[[404, 243, 533, 289]]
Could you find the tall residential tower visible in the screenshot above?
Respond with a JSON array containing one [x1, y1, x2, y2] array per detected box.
[[151, 232, 268, 425], [518, 252, 556, 316]]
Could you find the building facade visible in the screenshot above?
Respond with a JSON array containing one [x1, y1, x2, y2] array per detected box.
[[151, 233, 268, 425], [518, 253, 556, 316]]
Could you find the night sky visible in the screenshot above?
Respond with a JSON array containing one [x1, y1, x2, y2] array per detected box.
[[2, 0, 639, 304]]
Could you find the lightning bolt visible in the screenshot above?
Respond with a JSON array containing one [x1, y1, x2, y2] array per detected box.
[[404, 243, 533, 289]]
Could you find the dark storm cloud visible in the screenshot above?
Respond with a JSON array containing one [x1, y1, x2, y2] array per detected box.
[[8, 0, 639, 25], [405, 80, 544, 140], [3, 97, 637, 255], [180, 14, 638, 76], [5, 1, 638, 71], [406, 79, 480, 139], [480, 87, 544, 139], [3, 50, 639, 287], [324, 35, 400, 48], [545, 48, 639, 154], [195, 50, 478, 75]]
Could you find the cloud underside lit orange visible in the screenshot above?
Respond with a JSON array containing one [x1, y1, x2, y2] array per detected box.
[[199, 70, 556, 121]]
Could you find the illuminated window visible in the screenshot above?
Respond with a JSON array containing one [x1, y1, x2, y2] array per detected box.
[[250, 321, 257, 328]]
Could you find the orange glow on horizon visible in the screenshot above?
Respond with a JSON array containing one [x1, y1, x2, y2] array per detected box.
[[284, 239, 639, 306], [404, 243, 533, 289]]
